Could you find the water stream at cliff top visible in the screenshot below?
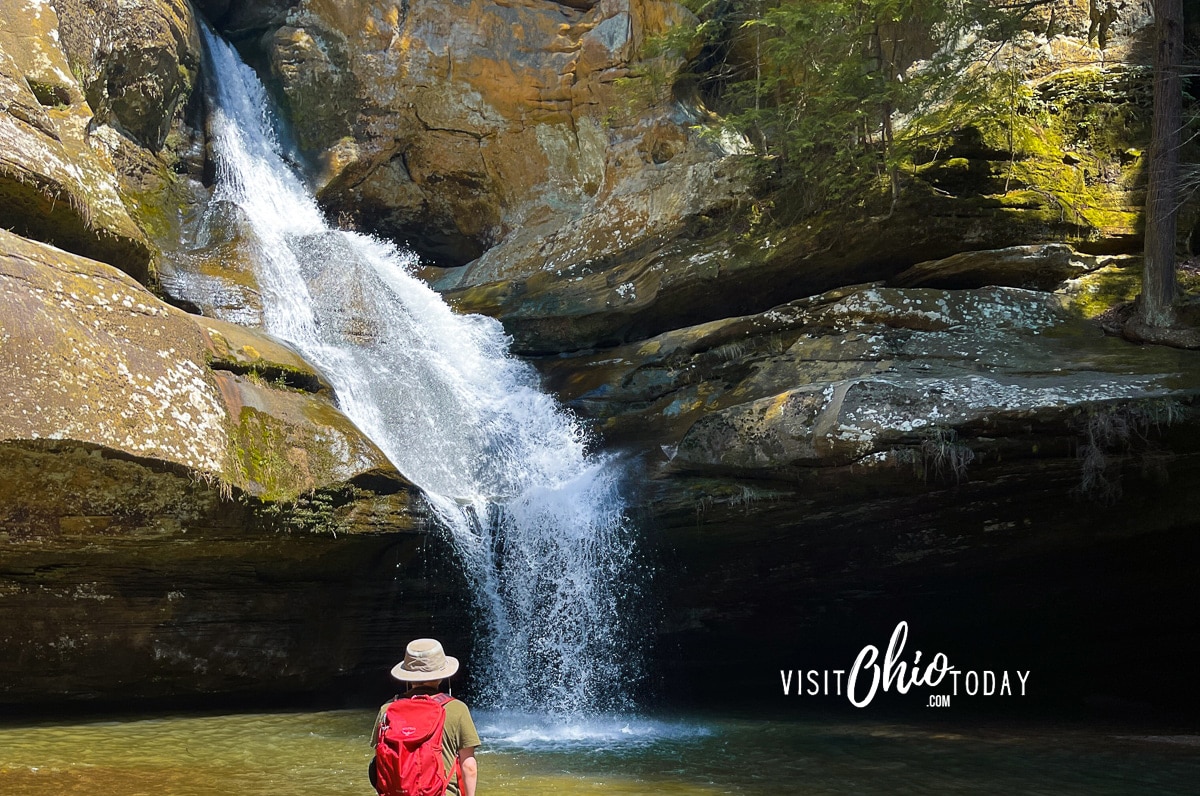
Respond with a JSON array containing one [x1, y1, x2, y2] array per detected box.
[[196, 27, 638, 718]]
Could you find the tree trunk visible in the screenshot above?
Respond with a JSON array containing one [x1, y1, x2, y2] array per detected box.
[[1139, 0, 1184, 328]]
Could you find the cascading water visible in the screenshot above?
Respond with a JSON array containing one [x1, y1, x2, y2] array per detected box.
[[196, 28, 640, 717]]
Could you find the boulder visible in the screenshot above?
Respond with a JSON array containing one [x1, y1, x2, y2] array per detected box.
[[53, 0, 200, 151], [0, 229, 438, 703]]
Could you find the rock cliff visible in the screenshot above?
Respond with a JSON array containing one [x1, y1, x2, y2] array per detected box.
[[0, 0, 447, 704], [212, 1, 1194, 357], [2, 0, 1199, 712], [0, 228, 446, 703]]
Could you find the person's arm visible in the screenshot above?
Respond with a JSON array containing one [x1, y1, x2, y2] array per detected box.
[[370, 703, 387, 746], [457, 747, 477, 796]]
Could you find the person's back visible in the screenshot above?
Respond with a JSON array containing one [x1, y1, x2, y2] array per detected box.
[[370, 638, 479, 796]]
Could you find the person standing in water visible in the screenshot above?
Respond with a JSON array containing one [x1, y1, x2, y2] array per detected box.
[[370, 638, 480, 796]]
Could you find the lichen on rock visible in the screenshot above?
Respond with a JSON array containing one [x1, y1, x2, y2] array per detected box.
[[0, 228, 409, 503]]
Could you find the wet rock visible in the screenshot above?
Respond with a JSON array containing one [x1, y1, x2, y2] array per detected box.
[[156, 200, 266, 326], [0, 229, 436, 703], [533, 281, 1200, 708]]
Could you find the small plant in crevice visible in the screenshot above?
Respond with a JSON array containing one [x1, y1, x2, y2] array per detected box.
[[248, 487, 354, 537], [916, 425, 975, 484], [1073, 399, 1187, 504], [189, 467, 236, 503], [693, 481, 777, 517]]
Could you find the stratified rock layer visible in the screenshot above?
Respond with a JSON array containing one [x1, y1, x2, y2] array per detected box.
[[204, 0, 746, 276], [0, 229, 439, 703], [428, 11, 1170, 354], [537, 281, 1200, 709]]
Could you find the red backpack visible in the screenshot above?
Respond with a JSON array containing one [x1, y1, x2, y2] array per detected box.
[[373, 693, 460, 796]]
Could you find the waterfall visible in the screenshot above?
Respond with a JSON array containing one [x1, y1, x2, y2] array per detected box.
[[197, 28, 639, 716]]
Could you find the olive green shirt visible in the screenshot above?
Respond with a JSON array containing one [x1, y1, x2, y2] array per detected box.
[[372, 689, 481, 796]]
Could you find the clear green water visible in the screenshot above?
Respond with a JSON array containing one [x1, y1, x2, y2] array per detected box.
[[0, 709, 1197, 795]]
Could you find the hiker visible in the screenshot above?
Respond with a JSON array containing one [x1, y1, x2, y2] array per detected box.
[[370, 638, 480, 796]]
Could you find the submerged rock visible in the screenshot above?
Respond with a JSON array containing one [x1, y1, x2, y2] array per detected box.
[[0, 230, 439, 703]]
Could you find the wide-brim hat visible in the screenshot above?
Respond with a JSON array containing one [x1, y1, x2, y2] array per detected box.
[[390, 638, 460, 682]]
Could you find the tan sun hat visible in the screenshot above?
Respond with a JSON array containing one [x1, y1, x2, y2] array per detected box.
[[390, 638, 460, 682]]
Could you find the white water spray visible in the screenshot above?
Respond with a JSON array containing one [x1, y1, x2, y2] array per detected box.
[[197, 29, 639, 715]]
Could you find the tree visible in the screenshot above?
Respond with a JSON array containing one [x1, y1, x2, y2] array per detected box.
[[1123, 0, 1200, 348], [1137, 0, 1184, 329]]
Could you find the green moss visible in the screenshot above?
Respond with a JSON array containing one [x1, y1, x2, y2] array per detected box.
[[1064, 264, 1141, 318], [989, 189, 1050, 209], [0, 172, 151, 280], [119, 161, 186, 247], [249, 485, 357, 536], [226, 407, 294, 501], [916, 157, 1002, 194], [898, 65, 1148, 248], [215, 362, 322, 394]]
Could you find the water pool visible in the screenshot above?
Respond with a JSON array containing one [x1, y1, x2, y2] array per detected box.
[[1, 709, 1196, 795]]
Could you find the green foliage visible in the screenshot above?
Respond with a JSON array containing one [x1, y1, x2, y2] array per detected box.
[[252, 487, 351, 536], [662, 0, 1052, 220]]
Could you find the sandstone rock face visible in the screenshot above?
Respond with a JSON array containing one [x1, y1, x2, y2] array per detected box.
[[535, 282, 1200, 702], [0, 229, 391, 496], [439, 55, 1158, 353], [0, 0, 207, 283], [0, 229, 436, 703], [541, 283, 1200, 455], [422, 4, 1161, 354], [214, 0, 746, 275], [196, 2, 1165, 356], [0, 0, 151, 278], [0, 438, 444, 704], [53, 0, 200, 151]]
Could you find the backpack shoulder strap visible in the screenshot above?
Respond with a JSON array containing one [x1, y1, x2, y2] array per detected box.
[[430, 693, 460, 790]]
